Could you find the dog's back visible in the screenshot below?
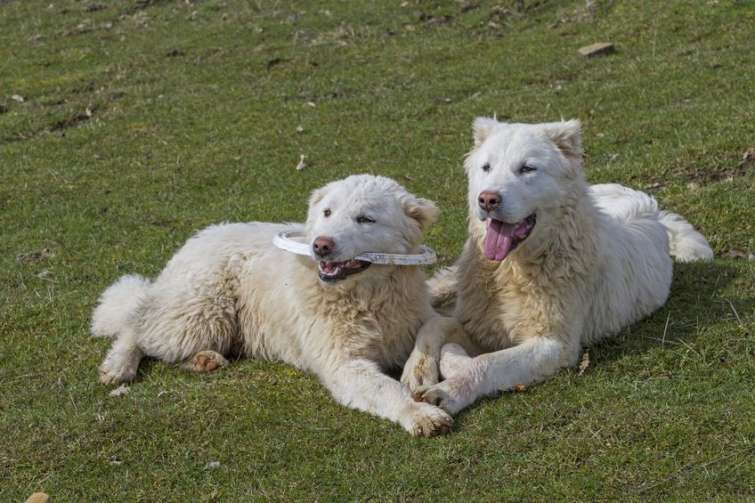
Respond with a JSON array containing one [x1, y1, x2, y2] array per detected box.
[[584, 186, 673, 344]]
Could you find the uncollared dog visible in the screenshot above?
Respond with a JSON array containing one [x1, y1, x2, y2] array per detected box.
[[408, 119, 713, 414], [92, 175, 455, 436]]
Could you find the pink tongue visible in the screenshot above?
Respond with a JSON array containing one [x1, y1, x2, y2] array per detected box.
[[484, 219, 517, 261]]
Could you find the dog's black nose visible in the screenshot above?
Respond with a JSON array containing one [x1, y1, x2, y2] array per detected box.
[[478, 191, 501, 212], [313, 236, 336, 258]]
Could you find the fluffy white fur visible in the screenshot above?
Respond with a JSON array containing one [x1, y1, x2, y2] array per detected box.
[[92, 174, 457, 436], [412, 119, 713, 414]]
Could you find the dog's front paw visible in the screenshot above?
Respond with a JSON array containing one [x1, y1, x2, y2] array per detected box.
[[414, 377, 474, 416], [439, 343, 473, 380], [400, 350, 439, 393], [401, 402, 453, 437]]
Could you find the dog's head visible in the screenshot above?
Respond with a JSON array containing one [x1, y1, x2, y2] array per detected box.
[[305, 175, 439, 284], [464, 117, 584, 262]]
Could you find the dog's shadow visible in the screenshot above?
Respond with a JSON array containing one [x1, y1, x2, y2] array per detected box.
[[446, 260, 750, 421], [587, 260, 749, 365]]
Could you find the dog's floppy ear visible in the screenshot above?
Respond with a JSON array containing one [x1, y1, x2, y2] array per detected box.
[[308, 186, 328, 207], [403, 196, 440, 233], [542, 119, 582, 162], [472, 117, 499, 147]]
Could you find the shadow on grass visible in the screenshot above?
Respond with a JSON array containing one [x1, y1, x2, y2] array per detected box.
[[588, 260, 749, 365]]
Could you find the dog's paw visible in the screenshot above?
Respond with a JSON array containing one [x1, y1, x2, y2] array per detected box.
[[414, 377, 473, 416], [401, 402, 453, 437], [185, 350, 228, 373], [439, 343, 473, 380], [400, 350, 439, 392]]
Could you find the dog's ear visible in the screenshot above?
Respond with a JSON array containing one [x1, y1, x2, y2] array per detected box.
[[542, 120, 582, 162], [472, 117, 499, 147], [403, 196, 440, 232], [308, 186, 328, 207]]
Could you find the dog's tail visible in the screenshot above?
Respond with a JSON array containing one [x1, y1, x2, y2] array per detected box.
[[91, 274, 151, 338], [427, 266, 459, 308], [658, 211, 714, 263]]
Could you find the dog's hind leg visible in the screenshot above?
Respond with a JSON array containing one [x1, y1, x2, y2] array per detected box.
[[99, 330, 144, 385], [182, 350, 229, 373]]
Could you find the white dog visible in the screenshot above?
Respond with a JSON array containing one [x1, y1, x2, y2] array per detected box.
[[412, 119, 713, 414], [91, 174, 455, 436]]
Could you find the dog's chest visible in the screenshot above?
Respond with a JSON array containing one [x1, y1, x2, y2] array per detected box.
[[314, 281, 426, 366], [458, 263, 556, 350], [327, 302, 421, 365]]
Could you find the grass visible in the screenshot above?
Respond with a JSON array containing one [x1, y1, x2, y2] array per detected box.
[[1, 0, 753, 500]]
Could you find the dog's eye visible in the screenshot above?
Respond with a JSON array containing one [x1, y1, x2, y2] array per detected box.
[[519, 164, 537, 174], [323, 209, 331, 217], [481, 163, 491, 172], [356, 215, 375, 224]]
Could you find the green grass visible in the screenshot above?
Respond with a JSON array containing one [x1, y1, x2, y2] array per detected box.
[[2, 0, 753, 500]]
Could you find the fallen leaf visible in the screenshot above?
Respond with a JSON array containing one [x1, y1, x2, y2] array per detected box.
[[295, 154, 307, 172], [514, 384, 526, 392], [578, 42, 615, 58], [11, 94, 25, 103], [36, 269, 54, 280], [109, 384, 130, 397], [577, 351, 590, 376], [205, 461, 221, 469]]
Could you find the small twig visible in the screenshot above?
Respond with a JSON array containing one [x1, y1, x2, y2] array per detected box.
[[69, 391, 79, 412], [677, 338, 701, 358], [642, 336, 681, 346], [661, 312, 671, 347], [726, 299, 744, 328]]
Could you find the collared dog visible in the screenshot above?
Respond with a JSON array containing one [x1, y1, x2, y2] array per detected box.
[[410, 119, 713, 414], [92, 174, 454, 436]]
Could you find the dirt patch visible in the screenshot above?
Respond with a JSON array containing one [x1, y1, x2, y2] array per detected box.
[[640, 150, 753, 190], [126, 0, 173, 14], [674, 153, 752, 184], [419, 13, 454, 26], [17, 248, 55, 265], [50, 104, 99, 132]]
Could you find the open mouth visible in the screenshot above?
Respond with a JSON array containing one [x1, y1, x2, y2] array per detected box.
[[484, 214, 536, 261], [318, 259, 371, 282]]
